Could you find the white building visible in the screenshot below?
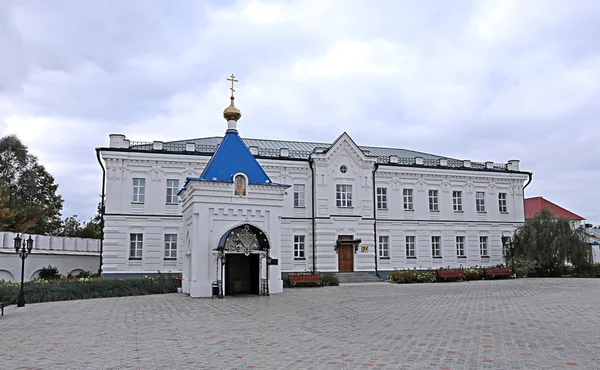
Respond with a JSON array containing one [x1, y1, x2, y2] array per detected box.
[[97, 79, 531, 297], [0, 231, 100, 282]]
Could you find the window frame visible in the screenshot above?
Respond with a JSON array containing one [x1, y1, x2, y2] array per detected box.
[[428, 190, 439, 211], [452, 191, 463, 212], [129, 233, 143, 259], [166, 179, 179, 205], [476, 192, 486, 212], [376, 187, 388, 210], [164, 234, 178, 260], [132, 178, 146, 204], [456, 236, 465, 257], [498, 192, 508, 213], [405, 236, 416, 258], [336, 184, 353, 208], [293, 184, 306, 208], [431, 236, 441, 257], [479, 236, 489, 257], [403, 188, 414, 210], [378, 235, 389, 258], [293, 235, 305, 259]]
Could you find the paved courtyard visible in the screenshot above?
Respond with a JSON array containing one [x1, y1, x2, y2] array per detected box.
[[1, 279, 600, 369]]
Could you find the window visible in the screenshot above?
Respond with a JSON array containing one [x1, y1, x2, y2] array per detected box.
[[379, 236, 389, 258], [405, 236, 416, 257], [132, 178, 146, 203], [480, 236, 489, 256], [129, 233, 143, 259], [377, 187, 387, 210], [498, 193, 507, 213], [166, 179, 179, 204], [336, 184, 352, 207], [294, 235, 305, 259], [340, 165, 348, 173], [452, 191, 463, 211], [456, 236, 465, 257], [403, 189, 414, 210], [476, 192, 486, 212], [431, 236, 441, 257], [293, 184, 305, 208], [164, 234, 177, 259], [428, 190, 439, 211]]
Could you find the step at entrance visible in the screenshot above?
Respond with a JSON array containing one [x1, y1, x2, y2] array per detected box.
[[336, 272, 386, 284]]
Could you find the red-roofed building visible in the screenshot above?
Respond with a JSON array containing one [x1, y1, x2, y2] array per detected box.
[[524, 197, 585, 227]]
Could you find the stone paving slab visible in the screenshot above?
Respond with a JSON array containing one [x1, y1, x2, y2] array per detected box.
[[1, 279, 600, 369]]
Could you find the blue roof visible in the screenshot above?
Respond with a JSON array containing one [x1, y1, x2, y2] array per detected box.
[[197, 131, 274, 185]]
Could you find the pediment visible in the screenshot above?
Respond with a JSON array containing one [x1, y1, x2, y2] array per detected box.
[[314, 132, 375, 166]]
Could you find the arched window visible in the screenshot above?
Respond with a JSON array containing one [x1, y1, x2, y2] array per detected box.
[[234, 174, 247, 196]]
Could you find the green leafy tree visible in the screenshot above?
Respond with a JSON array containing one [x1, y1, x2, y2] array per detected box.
[[514, 208, 591, 276], [0, 135, 64, 234], [59, 201, 102, 239]]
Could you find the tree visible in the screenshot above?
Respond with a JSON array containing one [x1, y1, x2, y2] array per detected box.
[[514, 208, 591, 277], [0, 135, 64, 234], [58, 201, 102, 239]]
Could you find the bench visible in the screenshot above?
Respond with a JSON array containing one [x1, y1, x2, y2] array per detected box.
[[437, 269, 465, 281], [484, 267, 513, 279], [288, 274, 322, 287]]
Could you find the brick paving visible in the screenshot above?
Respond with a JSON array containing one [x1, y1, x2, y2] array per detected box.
[[1, 279, 600, 369]]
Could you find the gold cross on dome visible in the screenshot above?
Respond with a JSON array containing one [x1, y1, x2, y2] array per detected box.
[[227, 74, 238, 98]]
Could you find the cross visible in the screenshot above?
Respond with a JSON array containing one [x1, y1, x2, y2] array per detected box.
[[227, 74, 238, 98]]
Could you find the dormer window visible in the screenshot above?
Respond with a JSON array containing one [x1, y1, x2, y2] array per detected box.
[[234, 174, 247, 196]]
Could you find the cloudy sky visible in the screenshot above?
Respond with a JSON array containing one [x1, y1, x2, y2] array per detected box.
[[1, 0, 599, 224]]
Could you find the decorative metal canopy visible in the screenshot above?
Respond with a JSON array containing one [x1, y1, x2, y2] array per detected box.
[[217, 224, 269, 254]]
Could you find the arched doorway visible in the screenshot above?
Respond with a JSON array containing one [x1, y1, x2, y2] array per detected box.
[[216, 224, 270, 296]]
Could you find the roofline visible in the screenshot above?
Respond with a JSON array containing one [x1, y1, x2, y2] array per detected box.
[[97, 147, 530, 175]]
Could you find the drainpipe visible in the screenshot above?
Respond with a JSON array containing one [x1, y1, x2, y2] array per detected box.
[[522, 172, 533, 222], [372, 163, 379, 278], [309, 157, 317, 272], [95, 148, 106, 277]]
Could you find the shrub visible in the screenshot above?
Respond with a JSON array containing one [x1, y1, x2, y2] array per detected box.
[[389, 269, 437, 284], [38, 265, 61, 280], [320, 273, 339, 286], [465, 267, 484, 281], [0, 277, 177, 305]]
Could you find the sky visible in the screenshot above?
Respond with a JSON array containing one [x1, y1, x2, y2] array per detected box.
[[0, 0, 599, 225]]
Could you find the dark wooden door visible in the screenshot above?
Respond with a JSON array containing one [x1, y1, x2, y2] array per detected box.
[[338, 244, 354, 272]]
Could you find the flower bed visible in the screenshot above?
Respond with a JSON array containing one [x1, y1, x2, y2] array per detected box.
[[389, 266, 500, 284], [0, 277, 178, 305]]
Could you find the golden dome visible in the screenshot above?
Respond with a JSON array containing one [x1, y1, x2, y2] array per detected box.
[[223, 96, 241, 121]]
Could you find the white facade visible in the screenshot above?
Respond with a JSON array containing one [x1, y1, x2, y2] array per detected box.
[[0, 231, 100, 282], [99, 130, 530, 290]]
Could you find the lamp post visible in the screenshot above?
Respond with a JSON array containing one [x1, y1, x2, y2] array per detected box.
[[14, 234, 34, 307], [501, 235, 515, 275]]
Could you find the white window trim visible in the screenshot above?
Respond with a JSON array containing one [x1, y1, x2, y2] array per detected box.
[[164, 234, 178, 259], [293, 235, 305, 259], [476, 192, 486, 212], [498, 193, 508, 213], [377, 187, 388, 210], [403, 188, 414, 210], [431, 236, 441, 257], [453, 191, 463, 212], [456, 236, 465, 257], [429, 190, 439, 211], [405, 236, 416, 258], [378, 235, 389, 258], [336, 184, 353, 208], [293, 184, 306, 208], [166, 179, 179, 205], [132, 178, 146, 204], [130, 233, 143, 259]]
